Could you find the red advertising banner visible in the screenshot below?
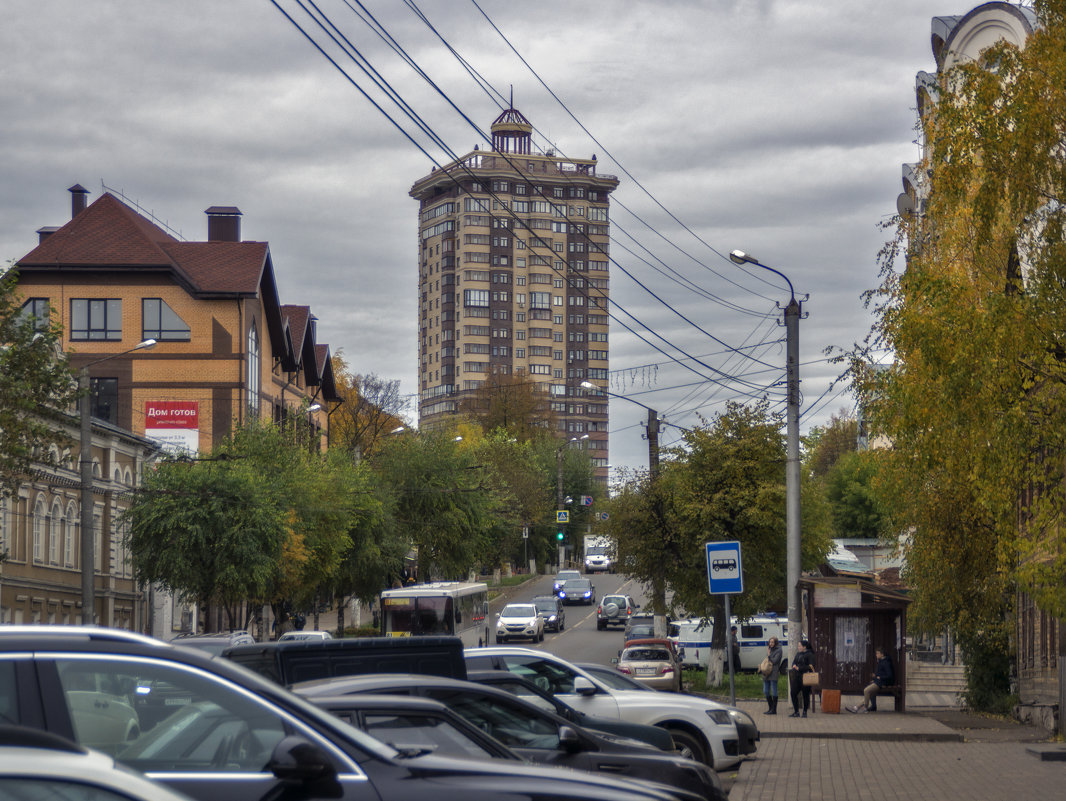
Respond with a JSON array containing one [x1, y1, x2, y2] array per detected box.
[[145, 401, 199, 429], [145, 401, 200, 455]]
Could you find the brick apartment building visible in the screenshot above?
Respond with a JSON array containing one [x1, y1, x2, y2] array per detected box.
[[410, 107, 619, 481]]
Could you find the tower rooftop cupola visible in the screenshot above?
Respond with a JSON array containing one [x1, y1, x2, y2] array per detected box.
[[490, 106, 533, 155]]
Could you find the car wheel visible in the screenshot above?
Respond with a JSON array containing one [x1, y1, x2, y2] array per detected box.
[[495, 635, 506, 644], [538, 629, 545, 642], [666, 728, 708, 767]]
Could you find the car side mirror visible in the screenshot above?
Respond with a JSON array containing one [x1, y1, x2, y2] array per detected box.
[[268, 736, 339, 792], [610, 656, 619, 664], [558, 725, 583, 753], [573, 676, 597, 696]]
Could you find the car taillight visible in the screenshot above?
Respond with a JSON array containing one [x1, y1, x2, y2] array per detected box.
[[618, 666, 632, 675], [596, 606, 603, 614], [660, 666, 675, 675]]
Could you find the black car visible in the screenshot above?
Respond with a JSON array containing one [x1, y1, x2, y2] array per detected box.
[[531, 595, 566, 632], [466, 670, 676, 751], [558, 578, 596, 605], [0, 625, 697, 801], [294, 674, 725, 801]]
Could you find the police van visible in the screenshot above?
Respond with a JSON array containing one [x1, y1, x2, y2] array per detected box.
[[668, 613, 789, 671]]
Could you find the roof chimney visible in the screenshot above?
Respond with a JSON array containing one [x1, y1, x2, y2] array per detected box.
[[69, 184, 90, 218], [205, 206, 242, 242], [37, 226, 60, 244]]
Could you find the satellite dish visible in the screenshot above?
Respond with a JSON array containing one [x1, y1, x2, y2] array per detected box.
[[896, 193, 917, 218]]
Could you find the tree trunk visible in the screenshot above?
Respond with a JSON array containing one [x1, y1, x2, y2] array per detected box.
[[706, 646, 727, 687], [336, 595, 346, 637]]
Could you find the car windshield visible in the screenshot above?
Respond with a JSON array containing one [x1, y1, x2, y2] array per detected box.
[[502, 605, 537, 617], [532, 599, 557, 613], [555, 572, 581, 582], [602, 596, 627, 606], [623, 648, 670, 662]]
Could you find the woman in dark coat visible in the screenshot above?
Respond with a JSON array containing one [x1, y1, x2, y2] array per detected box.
[[787, 639, 816, 718], [763, 636, 783, 714]]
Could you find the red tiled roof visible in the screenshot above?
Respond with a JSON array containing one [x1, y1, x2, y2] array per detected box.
[[283, 305, 311, 354], [18, 193, 177, 267], [164, 242, 267, 295]]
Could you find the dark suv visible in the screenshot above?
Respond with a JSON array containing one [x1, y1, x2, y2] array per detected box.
[[0, 625, 694, 801], [531, 595, 566, 632]]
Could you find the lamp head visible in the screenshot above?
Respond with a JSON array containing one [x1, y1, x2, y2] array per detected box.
[[729, 250, 755, 266], [579, 381, 595, 390]]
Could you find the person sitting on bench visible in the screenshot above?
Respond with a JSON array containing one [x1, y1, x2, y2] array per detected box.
[[849, 648, 894, 713]]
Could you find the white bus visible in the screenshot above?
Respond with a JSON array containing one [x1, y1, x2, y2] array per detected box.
[[380, 581, 491, 647]]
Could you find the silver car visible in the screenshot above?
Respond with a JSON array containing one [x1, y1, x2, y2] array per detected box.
[[496, 603, 546, 643]]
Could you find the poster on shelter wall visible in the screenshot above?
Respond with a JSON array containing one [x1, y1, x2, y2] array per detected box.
[[145, 400, 199, 455]]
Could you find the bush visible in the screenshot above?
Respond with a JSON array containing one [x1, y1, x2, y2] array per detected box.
[[959, 625, 1012, 712], [342, 625, 382, 638]]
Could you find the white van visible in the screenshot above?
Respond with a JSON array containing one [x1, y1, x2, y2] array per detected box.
[[668, 613, 789, 671], [733, 614, 789, 671], [667, 618, 713, 670]]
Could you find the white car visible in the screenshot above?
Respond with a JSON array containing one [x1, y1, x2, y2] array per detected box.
[[465, 646, 749, 770], [495, 603, 546, 643], [278, 629, 333, 641]]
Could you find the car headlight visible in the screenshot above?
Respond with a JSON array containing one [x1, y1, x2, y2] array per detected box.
[[705, 709, 733, 725], [728, 708, 755, 727], [548, 614, 557, 621], [583, 591, 591, 597]]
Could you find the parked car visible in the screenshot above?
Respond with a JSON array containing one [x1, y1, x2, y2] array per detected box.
[[624, 614, 656, 644], [495, 602, 546, 643], [558, 578, 596, 605], [0, 625, 697, 801], [294, 674, 725, 801], [465, 645, 755, 769], [278, 629, 334, 641], [171, 630, 254, 655], [532, 595, 567, 632], [616, 639, 683, 692], [553, 569, 583, 595], [577, 662, 656, 691], [466, 670, 675, 751], [0, 726, 196, 801], [597, 594, 639, 630]]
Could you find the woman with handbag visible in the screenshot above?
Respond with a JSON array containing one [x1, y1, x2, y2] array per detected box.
[[787, 639, 816, 718], [760, 636, 783, 715]]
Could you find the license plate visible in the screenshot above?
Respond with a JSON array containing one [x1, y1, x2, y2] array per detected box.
[[635, 667, 656, 675]]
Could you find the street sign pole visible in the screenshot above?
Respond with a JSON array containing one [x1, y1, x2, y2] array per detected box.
[[706, 540, 743, 706]]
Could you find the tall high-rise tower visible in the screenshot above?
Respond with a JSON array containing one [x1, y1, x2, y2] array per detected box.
[[410, 106, 618, 480]]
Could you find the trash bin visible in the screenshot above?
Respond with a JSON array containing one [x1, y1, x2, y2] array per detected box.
[[821, 689, 841, 714]]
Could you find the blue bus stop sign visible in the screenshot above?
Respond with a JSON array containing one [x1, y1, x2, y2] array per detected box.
[[706, 541, 743, 595]]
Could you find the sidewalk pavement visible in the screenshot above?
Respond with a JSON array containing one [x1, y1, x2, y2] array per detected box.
[[722, 696, 1065, 801]]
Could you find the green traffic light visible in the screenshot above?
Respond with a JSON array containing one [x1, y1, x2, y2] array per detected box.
[[556, 531, 564, 541]]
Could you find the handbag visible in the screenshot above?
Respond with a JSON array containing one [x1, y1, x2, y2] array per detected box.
[[802, 670, 820, 687], [758, 657, 774, 677]]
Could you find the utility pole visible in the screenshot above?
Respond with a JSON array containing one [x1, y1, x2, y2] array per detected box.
[[647, 406, 668, 638], [785, 297, 802, 662]]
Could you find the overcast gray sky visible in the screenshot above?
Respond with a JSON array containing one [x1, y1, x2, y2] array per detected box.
[[1, 0, 943, 473]]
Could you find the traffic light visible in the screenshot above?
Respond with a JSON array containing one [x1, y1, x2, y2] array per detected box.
[[556, 530, 565, 541]]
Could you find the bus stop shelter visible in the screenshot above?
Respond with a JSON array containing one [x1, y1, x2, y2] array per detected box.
[[800, 576, 910, 710]]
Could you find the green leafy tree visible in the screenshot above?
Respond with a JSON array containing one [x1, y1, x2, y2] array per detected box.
[[371, 429, 495, 580], [822, 449, 886, 540], [458, 370, 556, 443], [0, 266, 80, 498], [124, 458, 286, 622]]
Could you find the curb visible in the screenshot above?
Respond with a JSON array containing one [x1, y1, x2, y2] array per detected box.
[[759, 730, 964, 742]]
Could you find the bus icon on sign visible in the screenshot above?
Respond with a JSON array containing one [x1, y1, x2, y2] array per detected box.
[[711, 558, 737, 572]]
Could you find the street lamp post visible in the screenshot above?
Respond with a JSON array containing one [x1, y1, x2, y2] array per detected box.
[[80, 338, 156, 625], [729, 250, 803, 661]]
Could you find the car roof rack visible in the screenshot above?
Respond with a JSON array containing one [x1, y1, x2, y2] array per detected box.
[[0, 625, 165, 647], [0, 725, 88, 754]]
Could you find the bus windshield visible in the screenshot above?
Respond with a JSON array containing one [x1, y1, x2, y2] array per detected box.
[[382, 595, 454, 636]]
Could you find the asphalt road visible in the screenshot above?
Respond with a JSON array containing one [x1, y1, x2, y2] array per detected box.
[[497, 571, 653, 666]]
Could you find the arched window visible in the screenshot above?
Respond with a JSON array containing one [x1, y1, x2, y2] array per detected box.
[[32, 497, 45, 563], [49, 500, 63, 563], [247, 320, 261, 415], [65, 501, 78, 566]]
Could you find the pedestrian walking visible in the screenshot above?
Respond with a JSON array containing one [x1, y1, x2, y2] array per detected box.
[[762, 635, 783, 714], [848, 647, 895, 713], [788, 639, 816, 718]]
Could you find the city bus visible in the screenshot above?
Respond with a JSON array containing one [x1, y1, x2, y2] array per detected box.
[[380, 581, 491, 647]]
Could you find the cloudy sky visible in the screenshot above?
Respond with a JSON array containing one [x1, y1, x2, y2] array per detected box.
[[1, 0, 945, 472]]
